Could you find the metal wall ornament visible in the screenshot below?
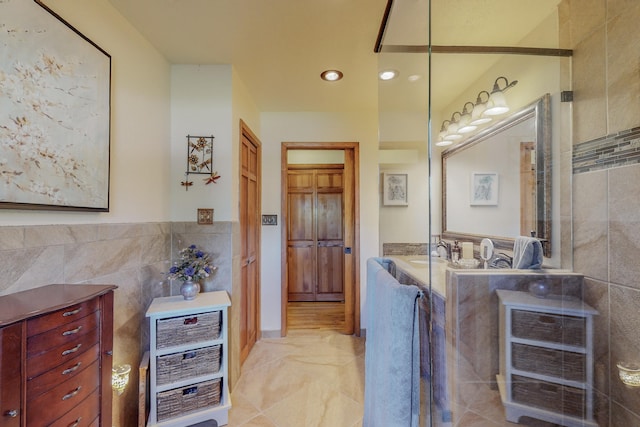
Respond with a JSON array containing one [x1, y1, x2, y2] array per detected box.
[[181, 135, 220, 191]]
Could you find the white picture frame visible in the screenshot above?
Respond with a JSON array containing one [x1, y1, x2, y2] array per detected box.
[[470, 172, 498, 205], [383, 172, 408, 206]]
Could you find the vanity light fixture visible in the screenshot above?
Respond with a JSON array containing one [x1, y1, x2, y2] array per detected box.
[[457, 102, 478, 134], [444, 112, 463, 141], [436, 120, 453, 146], [378, 69, 398, 81], [484, 76, 518, 116], [470, 91, 493, 125], [407, 74, 421, 82], [435, 77, 518, 147], [320, 70, 343, 81]]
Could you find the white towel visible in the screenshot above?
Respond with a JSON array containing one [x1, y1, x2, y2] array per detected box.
[[512, 236, 543, 269]]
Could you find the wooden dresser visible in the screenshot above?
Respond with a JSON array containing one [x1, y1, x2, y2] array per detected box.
[[0, 284, 116, 427]]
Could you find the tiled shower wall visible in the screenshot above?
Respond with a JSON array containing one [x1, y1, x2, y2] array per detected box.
[[565, 0, 640, 425], [0, 221, 235, 427]]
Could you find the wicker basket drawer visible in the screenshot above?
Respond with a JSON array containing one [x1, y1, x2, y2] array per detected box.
[[156, 311, 221, 349], [156, 345, 221, 386], [511, 374, 585, 418], [157, 378, 221, 422], [511, 310, 585, 346], [512, 343, 585, 382]]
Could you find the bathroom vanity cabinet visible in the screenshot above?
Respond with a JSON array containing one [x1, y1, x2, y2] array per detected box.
[[146, 291, 231, 427], [0, 284, 116, 427], [496, 289, 598, 427]]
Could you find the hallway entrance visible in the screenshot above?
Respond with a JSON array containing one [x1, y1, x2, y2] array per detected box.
[[281, 142, 360, 336]]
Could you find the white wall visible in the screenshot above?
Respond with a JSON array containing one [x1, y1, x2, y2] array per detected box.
[[232, 67, 261, 220], [0, 0, 171, 225], [170, 65, 234, 221], [378, 110, 431, 252], [259, 112, 379, 332]]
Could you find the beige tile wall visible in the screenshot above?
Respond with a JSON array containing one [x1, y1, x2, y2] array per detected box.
[[567, 0, 640, 424]]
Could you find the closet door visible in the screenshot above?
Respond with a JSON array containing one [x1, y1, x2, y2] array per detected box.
[[287, 167, 344, 302]]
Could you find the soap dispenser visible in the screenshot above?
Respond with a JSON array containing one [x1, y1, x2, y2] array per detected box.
[[451, 241, 461, 263]]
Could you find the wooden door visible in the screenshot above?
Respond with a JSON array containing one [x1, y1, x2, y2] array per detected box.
[[240, 120, 261, 364], [287, 166, 345, 302]]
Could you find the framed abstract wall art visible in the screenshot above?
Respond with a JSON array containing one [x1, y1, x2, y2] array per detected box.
[[0, 0, 111, 211]]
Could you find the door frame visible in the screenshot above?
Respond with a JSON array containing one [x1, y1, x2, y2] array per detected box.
[[281, 141, 360, 336]]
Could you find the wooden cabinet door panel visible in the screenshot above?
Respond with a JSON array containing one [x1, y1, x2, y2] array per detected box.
[[317, 192, 343, 241], [0, 323, 22, 427], [287, 246, 315, 300], [287, 193, 313, 241], [317, 245, 344, 300]]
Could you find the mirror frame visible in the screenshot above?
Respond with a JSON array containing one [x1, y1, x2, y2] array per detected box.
[[441, 93, 551, 257]]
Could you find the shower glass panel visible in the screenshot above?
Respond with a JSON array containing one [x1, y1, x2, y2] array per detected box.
[[378, 0, 584, 426]]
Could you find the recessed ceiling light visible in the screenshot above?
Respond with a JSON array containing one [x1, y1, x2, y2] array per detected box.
[[408, 74, 421, 82], [378, 70, 398, 81], [320, 70, 343, 81]]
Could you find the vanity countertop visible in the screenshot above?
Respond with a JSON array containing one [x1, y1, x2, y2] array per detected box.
[[385, 255, 449, 298]]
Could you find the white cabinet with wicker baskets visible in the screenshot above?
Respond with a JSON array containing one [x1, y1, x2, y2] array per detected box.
[[496, 289, 598, 427], [146, 291, 231, 426]]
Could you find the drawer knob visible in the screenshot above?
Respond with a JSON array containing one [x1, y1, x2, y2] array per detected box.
[[63, 308, 82, 317], [61, 343, 82, 356], [62, 386, 82, 401], [5, 409, 18, 418], [62, 326, 83, 336]]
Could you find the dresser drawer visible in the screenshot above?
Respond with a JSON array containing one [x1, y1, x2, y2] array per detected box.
[[511, 309, 585, 346], [27, 360, 99, 427], [512, 343, 585, 382], [27, 297, 99, 337], [28, 343, 100, 398], [49, 389, 99, 427], [27, 327, 99, 380], [28, 310, 99, 357], [511, 374, 586, 418]]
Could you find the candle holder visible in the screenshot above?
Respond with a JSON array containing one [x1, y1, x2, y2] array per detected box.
[[112, 364, 132, 395], [616, 362, 640, 387]]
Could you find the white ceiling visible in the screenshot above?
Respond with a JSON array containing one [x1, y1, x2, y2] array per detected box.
[[107, 0, 561, 114]]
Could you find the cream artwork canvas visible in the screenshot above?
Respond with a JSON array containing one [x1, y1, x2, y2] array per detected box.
[[0, 0, 111, 211]]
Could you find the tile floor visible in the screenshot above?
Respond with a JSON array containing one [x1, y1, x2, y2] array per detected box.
[[228, 330, 366, 427]]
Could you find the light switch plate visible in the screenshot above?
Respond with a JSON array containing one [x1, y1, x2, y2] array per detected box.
[[262, 214, 277, 226], [197, 208, 214, 225]]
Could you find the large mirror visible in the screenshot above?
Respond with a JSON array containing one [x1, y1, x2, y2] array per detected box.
[[442, 94, 551, 256]]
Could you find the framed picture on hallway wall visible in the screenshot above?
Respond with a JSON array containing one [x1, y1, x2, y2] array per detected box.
[[382, 172, 409, 206], [0, 0, 111, 211]]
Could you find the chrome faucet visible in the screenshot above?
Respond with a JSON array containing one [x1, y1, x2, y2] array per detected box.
[[436, 240, 451, 260]]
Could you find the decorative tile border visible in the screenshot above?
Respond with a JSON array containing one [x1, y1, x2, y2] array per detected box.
[[573, 127, 640, 174], [382, 243, 428, 256]]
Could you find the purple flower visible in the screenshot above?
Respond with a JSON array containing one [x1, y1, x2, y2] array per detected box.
[[189, 244, 196, 249], [169, 266, 179, 274], [196, 251, 204, 258], [204, 266, 211, 274], [184, 266, 195, 276]]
